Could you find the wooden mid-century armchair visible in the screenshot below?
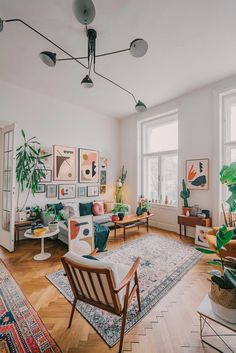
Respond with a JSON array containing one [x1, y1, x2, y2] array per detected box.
[[61, 251, 141, 353]]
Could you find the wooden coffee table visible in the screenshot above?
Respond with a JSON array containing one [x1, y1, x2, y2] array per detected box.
[[114, 214, 153, 240]]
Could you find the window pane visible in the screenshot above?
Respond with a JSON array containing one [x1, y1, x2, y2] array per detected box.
[[231, 148, 236, 162], [230, 106, 236, 141], [143, 156, 159, 200], [146, 120, 178, 153], [161, 154, 178, 204]]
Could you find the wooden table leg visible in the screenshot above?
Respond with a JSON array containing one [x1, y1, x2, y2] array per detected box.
[[179, 224, 182, 238], [114, 223, 117, 238], [123, 226, 126, 241], [184, 225, 187, 237], [147, 217, 149, 232]]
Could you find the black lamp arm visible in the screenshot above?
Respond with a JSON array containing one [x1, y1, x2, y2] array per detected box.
[[93, 66, 137, 104], [55, 48, 130, 62], [4, 18, 88, 69]]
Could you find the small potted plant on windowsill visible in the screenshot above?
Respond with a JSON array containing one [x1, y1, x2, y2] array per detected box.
[[112, 203, 129, 221]]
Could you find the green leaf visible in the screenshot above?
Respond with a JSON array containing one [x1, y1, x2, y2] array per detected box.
[[224, 268, 236, 289], [195, 247, 216, 254], [207, 260, 223, 267], [211, 275, 226, 288], [21, 129, 26, 139]]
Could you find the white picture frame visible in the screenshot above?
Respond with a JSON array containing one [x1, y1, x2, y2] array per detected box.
[[195, 225, 211, 248]]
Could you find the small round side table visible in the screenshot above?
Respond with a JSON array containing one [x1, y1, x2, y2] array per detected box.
[[24, 227, 59, 261]]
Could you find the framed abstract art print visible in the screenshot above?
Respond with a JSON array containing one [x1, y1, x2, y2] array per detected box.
[[186, 159, 209, 190], [78, 148, 99, 183], [53, 145, 76, 181]]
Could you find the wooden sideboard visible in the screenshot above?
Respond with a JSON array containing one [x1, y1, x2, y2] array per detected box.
[[15, 219, 41, 246], [178, 215, 212, 238]]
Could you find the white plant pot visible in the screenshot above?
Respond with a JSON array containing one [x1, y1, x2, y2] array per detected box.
[[48, 223, 59, 233], [209, 296, 236, 324]]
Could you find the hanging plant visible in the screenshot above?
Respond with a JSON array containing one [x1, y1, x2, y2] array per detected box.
[[16, 130, 51, 211]]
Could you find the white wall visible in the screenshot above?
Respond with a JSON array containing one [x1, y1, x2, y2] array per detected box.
[[120, 74, 236, 235], [0, 79, 120, 210]]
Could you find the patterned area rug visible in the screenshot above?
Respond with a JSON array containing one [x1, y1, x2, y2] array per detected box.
[[47, 234, 202, 347], [0, 260, 61, 353]]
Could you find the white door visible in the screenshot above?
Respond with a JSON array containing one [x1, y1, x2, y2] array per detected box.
[[0, 123, 16, 252]]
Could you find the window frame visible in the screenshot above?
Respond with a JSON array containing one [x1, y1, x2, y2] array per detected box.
[[140, 111, 178, 206]]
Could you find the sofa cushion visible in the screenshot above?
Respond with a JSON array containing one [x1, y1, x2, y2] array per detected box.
[[79, 202, 93, 216], [64, 251, 133, 308], [92, 201, 105, 216], [63, 202, 80, 217]]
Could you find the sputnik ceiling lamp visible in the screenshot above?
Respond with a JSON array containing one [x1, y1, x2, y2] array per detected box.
[[0, 0, 148, 112]]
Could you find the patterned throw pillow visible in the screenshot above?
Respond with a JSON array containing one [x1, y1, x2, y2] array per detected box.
[[92, 201, 104, 216]]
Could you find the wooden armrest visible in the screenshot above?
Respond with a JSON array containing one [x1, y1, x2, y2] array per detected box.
[[89, 248, 98, 256], [114, 257, 141, 293]]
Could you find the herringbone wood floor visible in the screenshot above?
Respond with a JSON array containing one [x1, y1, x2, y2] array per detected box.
[[1, 227, 235, 353]]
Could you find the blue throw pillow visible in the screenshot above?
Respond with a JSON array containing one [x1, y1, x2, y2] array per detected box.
[[79, 202, 93, 216]]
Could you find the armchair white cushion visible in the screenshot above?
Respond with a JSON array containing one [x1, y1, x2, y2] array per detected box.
[[64, 251, 133, 308]]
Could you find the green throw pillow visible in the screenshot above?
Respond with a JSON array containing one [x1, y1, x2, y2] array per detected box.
[[79, 202, 93, 216]]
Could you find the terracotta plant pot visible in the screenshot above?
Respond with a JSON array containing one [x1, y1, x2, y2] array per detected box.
[[209, 282, 236, 324], [182, 206, 191, 216], [111, 215, 119, 222]]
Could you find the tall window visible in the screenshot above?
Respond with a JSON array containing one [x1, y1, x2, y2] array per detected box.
[[222, 93, 236, 165], [140, 112, 178, 205]]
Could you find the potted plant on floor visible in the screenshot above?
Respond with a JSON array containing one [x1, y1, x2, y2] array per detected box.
[[16, 130, 51, 214], [220, 162, 236, 226], [196, 225, 236, 323], [180, 179, 191, 215], [112, 203, 129, 221]]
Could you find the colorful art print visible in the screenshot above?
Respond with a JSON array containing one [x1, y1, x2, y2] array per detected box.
[[186, 159, 209, 190], [87, 186, 99, 197], [36, 184, 45, 193], [100, 170, 107, 185], [68, 216, 94, 255], [38, 147, 52, 169], [195, 225, 211, 247], [58, 184, 76, 199], [46, 184, 57, 198], [79, 148, 99, 183], [40, 170, 52, 183], [100, 157, 108, 170], [77, 186, 86, 197], [53, 145, 76, 181], [100, 185, 106, 195]]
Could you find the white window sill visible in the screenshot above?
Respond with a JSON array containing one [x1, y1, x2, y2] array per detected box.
[[150, 203, 177, 211]]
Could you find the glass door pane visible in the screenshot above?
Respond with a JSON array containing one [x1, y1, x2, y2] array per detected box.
[[161, 154, 178, 205], [143, 156, 159, 200]]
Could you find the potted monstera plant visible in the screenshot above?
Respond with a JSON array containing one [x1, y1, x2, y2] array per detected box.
[[196, 161, 236, 323], [196, 225, 236, 323], [112, 203, 128, 221]]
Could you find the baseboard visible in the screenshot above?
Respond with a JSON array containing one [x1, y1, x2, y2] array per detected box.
[[149, 220, 178, 233]]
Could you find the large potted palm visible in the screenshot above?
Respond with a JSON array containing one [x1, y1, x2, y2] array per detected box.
[[16, 130, 51, 214]]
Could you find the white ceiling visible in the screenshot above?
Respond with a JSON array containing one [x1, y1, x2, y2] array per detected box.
[[0, 0, 236, 118]]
